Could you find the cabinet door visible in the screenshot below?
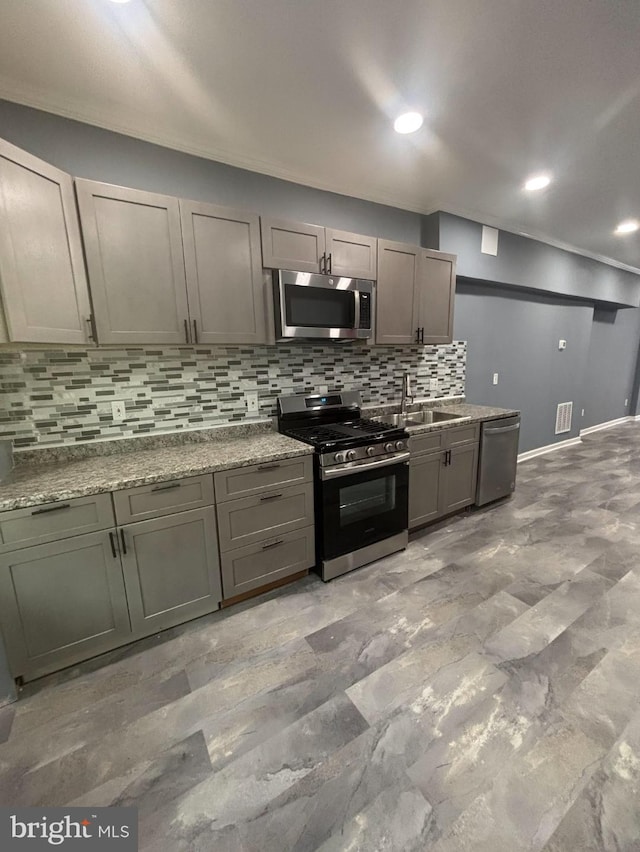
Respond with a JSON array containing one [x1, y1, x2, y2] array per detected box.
[[409, 451, 445, 529], [441, 443, 479, 515], [0, 531, 131, 682], [0, 139, 91, 344], [375, 239, 420, 344], [416, 249, 456, 345], [325, 228, 377, 279], [260, 216, 325, 273], [181, 200, 267, 344], [120, 507, 221, 639], [75, 179, 190, 344]]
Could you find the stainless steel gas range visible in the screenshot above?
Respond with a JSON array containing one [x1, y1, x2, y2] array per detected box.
[[277, 391, 409, 581]]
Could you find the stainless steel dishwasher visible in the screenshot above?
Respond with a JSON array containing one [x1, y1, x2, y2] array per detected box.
[[476, 415, 521, 506]]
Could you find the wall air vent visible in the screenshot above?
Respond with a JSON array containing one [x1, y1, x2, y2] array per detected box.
[[555, 401, 573, 435]]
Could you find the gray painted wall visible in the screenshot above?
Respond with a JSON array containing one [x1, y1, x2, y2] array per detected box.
[[454, 281, 593, 453], [424, 212, 640, 308], [0, 99, 421, 244], [583, 307, 640, 428]]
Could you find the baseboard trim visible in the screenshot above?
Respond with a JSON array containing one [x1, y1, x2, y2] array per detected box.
[[517, 437, 582, 463], [580, 416, 634, 436]]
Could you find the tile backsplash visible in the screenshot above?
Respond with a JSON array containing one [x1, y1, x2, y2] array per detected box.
[[0, 342, 466, 448]]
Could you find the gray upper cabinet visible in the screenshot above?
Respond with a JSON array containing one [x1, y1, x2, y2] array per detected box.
[[375, 239, 420, 344], [0, 530, 131, 681], [416, 249, 456, 345], [260, 217, 325, 273], [180, 200, 266, 345], [75, 179, 190, 345], [120, 507, 221, 639], [0, 138, 91, 344], [376, 241, 456, 345], [325, 228, 377, 279], [261, 216, 377, 279]]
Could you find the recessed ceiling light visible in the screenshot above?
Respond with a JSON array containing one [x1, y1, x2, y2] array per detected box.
[[615, 219, 639, 235], [393, 112, 424, 134], [523, 173, 552, 192]]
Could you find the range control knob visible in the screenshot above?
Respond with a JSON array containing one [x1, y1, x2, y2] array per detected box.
[[346, 450, 357, 461], [384, 442, 394, 453], [334, 451, 346, 463], [366, 446, 376, 457], [395, 440, 406, 451]]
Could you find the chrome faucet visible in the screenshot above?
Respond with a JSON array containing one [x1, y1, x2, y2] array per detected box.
[[401, 372, 414, 415]]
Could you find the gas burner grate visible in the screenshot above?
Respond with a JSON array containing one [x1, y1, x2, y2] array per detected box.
[[285, 426, 348, 443], [347, 418, 396, 433]]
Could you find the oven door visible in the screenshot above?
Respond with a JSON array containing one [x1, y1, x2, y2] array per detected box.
[[319, 457, 409, 560]]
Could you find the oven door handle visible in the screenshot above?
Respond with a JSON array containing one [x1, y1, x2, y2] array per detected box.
[[320, 451, 410, 480]]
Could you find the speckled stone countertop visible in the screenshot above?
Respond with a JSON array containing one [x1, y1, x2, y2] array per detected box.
[[0, 430, 312, 511]]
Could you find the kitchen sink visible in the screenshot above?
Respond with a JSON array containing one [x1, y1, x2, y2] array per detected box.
[[375, 410, 467, 428]]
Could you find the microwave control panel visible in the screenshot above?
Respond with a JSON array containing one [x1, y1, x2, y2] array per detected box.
[[359, 292, 371, 329]]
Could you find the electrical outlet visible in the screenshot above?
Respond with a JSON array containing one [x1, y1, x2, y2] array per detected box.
[[492, 373, 499, 385], [111, 400, 126, 421], [625, 399, 629, 406], [558, 339, 567, 350], [428, 378, 438, 391], [319, 385, 328, 394], [246, 391, 259, 414]]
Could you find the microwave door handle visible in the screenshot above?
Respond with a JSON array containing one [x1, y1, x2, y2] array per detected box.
[[353, 290, 361, 330]]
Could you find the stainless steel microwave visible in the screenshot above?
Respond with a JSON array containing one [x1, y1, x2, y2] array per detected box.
[[273, 270, 374, 342]]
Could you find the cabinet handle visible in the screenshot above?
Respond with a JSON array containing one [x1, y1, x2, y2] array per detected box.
[[420, 327, 425, 344], [442, 450, 451, 466], [151, 481, 181, 492], [327, 253, 332, 274], [193, 319, 199, 344], [262, 539, 283, 550], [257, 463, 281, 471], [120, 529, 127, 554], [86, 314, 97, 343], [184, 318, 190, 343], [415, 328, 421, 344], [320, 253, 326, 274], [31, 503, 71, 516], [260, 492, 283, 502], [109, 531, 118, 558]]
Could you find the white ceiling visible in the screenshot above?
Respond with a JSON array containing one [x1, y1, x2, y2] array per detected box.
[[1, 0, 639, 272]]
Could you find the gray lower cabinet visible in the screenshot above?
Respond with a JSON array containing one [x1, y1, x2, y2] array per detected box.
[[0, 138, 91, 344], [409, 451, 443, 528], [220, 526, 314, 599], [409, 423, 480, 529], [0, 531, 131, 682], [75, 179, 190, 345], [180, 200, 267, 345], [120, 507, 221, 640]]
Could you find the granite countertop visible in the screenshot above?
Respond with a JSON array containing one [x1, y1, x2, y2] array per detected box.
[[0, 431, 312, 511]]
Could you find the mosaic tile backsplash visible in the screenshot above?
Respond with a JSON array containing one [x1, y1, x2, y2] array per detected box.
[[0, 342, 466, 448]]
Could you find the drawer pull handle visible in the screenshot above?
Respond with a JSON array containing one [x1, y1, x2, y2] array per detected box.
[[31, 503, 71, 516], [151, 482, 181, 492], [120, 529, 127, 554], [257, 463, 281, 471], [260, 493, 283, 502], [262, 539, 283, 550], [109, 531, 118, 558]]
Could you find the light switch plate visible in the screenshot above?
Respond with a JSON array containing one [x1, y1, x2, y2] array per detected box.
[[111, 400, 126, 421], [492, 373, 499, 385], [246, 392, 259, 414]]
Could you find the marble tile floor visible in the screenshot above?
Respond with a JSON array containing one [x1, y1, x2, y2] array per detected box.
[[2, 424, 640, 850]]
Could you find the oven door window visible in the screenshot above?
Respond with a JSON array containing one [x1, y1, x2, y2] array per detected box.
[[321, 462, 409, 559], [285, 284, 355, 329]]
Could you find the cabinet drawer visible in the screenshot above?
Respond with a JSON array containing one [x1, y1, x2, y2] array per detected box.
[[221, 525, 314, 599], [214, 455, 312, 502], [409, 431, 445, 457], [0, 493, 115, 553], [216, 482, 314, 552], [444, 423, 480, 448], [113, 474, 214, 525]]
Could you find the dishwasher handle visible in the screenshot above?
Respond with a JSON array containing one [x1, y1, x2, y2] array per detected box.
[[483, 422, 520, 436]]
